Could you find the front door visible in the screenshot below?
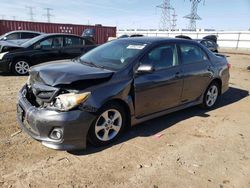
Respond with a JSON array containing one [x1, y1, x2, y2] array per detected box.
[[134, 44, 183, 117], [31, 36, 63, 64]]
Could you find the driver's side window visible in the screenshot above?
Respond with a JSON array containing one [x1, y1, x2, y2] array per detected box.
[[34, 37, 63, 49], [140, 44, 179, 70]]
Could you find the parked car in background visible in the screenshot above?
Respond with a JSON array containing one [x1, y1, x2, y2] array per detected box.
[[196, 39, 219, 53], [118, 34, 144, 39], [0, 33, 96, 75], [203, 35, 218, 44], [17, 37, 230, 150], [82, 28, 96, 43], [0, 30, 42, 45], [175, 35, 192, 40]]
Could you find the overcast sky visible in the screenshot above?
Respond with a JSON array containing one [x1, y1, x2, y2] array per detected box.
[[0, 0, 249, 30]]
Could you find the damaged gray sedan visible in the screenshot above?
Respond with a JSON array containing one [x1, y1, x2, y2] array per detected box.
[[17, 37, 230, 150]]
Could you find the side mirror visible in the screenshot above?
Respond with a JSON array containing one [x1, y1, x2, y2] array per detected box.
[[136, 64, 154, 74], [3, 37, 7, 41]]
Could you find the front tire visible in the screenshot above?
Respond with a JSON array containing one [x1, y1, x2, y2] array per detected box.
[[12, 59, 30, 75], [202, 82, 220, 109], [88, 103, 126, 147]]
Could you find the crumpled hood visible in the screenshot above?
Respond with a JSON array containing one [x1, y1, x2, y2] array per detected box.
[[30, 60, 114, 87]]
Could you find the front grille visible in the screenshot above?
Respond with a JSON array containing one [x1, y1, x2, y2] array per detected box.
[[26, 83, 60, 107]]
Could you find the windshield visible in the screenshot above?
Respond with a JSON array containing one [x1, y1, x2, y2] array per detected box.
[[80, 40, 147, 70], [21, 34, 46, 48]]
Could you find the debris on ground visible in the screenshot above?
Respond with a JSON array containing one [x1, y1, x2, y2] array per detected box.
[[58, 157, 70, 162], [153, 133, 165, 139], [137, 164, 143, 169], [10, 130, 22, 137]]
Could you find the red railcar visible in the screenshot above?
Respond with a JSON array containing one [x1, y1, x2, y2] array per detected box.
[[0, 20, 116, 44]]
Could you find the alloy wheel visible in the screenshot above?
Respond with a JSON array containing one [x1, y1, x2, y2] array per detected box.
[[15, 61, 30, 75], [95, 109, 122, 142], [206, 85, 218, 107]]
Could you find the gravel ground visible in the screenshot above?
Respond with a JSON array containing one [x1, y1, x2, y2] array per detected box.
[[0, 51, 249, 188]]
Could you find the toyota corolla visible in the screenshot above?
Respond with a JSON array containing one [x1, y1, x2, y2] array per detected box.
[[17, 37, 230, 150]]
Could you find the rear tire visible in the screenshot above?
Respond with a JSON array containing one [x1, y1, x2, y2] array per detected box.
[[201, 82, 220, 109], [11, 59, 30, 75], [88, 103, 126, 147]]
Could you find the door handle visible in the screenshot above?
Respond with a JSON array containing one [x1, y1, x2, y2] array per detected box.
[[175, 72, 181, 78], [207, 65, 213, 71]]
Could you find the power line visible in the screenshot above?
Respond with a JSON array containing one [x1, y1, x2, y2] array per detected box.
[[43, 8, 54, 23], [156, 0, 174, 30], [184, 0, 204, 30], [26, 6, 35, 21], [172, 9, 178, 30]]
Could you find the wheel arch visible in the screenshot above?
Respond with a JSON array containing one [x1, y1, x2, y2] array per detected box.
[[10, 56, 31, 69]]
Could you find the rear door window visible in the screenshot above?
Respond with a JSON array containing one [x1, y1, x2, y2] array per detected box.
[[21, 32, 39, 39], [180, 44, 207, 64], [64, 37, 83, 47]]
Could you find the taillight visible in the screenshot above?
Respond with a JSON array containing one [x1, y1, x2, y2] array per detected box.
[[227, 63, 232, 69]]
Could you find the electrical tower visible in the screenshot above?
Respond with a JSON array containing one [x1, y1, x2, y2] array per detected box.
[[156, 0, 174, 30], [44, 8, 53, 23], [0, 15, 5, 20], [184, 0, 204, 30], [172, 9, 178, 30], [26, 6, 35, 21]]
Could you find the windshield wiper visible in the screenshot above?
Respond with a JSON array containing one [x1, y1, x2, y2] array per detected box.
[[81, 60, 105, 69]]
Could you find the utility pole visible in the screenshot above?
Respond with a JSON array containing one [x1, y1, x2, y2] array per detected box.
[[184, 0, 204, 30], [0, 15, 5, 20], [172, 9, 178, 30], [26, 6, 35, 21], [44, 8, 53, 23], [156, 0, 174, 30]]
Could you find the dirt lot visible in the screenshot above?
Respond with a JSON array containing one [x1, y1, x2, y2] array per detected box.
[[0, 51, 250, 188]]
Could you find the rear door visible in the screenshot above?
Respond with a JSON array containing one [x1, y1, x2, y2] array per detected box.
[[61, 36, 86, 59], [179, 43, 213, 103], [134, 44, 183, 117]]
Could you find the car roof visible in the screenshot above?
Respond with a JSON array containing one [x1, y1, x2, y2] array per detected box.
[[5, 30, 43, 34], [40, 33, 83, 38], [118, 36, 199, 45]]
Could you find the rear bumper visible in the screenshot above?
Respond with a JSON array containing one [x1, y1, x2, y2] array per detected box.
[[17, 85, 96, 151], [0, 59, 11, 72]]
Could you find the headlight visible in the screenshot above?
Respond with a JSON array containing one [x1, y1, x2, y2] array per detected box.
[[0, 52, 8, 60], [54, 92, 91, 111]]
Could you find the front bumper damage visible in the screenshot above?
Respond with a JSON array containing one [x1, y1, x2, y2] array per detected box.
[[17, 85, 96, 150]]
